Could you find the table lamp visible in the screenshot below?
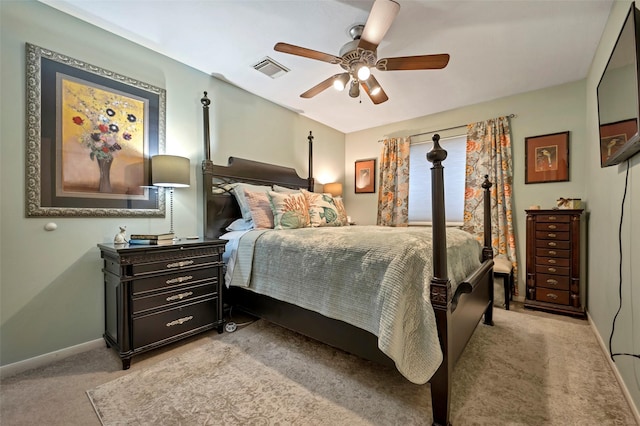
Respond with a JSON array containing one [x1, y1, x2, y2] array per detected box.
[[151, 155, 190, 235], [323, 182, 343, 197]]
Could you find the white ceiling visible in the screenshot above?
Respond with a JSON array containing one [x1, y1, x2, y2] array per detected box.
[[40, 0, 614, 134]]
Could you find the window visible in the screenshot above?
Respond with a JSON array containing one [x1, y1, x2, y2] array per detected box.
[[408, 135, 466, 225]]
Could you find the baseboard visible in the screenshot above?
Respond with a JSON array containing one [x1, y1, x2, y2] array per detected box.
[[0, 338, 104, 379], [587, 311, 640, 424]]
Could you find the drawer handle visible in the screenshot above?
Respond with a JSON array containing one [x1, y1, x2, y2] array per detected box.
[[548, 267, 557, 273], [167, 260, 195, 269], [166, 275, 193, 285], [546, 293, 558, 300], [548, 233, 556, 238], [546, 279, 559, 285], [548, 225, 557, 229], [548, 250, 557, 255], [548, 216, 557, 220], [166, 291, 193, 302], [548, 242, 557, 247], [548, 259, 556, 264], [166, 316, 193, 327]]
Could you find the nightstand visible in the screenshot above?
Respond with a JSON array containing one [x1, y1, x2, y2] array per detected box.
[[98, 239, 226, 369]]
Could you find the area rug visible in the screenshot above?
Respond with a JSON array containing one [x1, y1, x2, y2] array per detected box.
[[87, 308, 636, 425]]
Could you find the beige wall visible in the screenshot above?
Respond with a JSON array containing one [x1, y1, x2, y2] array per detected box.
[[0, 0, 344, 366]]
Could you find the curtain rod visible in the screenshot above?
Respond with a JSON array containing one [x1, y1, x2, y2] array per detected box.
[[378, 113, 517, 142]]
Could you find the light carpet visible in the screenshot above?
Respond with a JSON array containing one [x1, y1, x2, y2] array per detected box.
[[87, 308, 637, 425]]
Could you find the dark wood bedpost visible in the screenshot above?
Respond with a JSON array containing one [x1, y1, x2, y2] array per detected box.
[[426, 134, 452, 426], [201, 92, 211, 161], [482, 175, 494, 325], [307, 131, 314, 191], [201, 92, 215, 240]]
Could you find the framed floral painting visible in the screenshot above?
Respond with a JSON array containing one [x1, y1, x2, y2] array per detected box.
[[25, 43, 166, 217]]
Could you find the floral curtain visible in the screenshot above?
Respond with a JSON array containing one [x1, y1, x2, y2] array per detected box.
[[463, 117, 518, 294], [376, 137, 410, 226]]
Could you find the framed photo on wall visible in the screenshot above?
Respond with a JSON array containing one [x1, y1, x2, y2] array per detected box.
[[25, 43, 166, 217], [599, 118, 637, 167], [354, 158, 376, 193], [525, 131, 570, 184]]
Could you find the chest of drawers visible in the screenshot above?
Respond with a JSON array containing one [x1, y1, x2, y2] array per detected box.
[[98, 239, 226, 369], [524, 209, 585, 317]]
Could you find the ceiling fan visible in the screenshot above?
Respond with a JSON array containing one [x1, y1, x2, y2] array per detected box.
[[274, 0, 450, 105]]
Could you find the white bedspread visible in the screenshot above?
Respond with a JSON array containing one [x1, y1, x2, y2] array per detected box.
[[228, 225, 481, 384]]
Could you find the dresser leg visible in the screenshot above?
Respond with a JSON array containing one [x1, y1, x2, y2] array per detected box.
[[121, 358, 131, 370]]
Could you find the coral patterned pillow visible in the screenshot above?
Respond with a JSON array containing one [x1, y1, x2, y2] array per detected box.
[[302, 189, 342, 227], [244, 189, 274, 229], [332, 196, 349, 226], [268, 191, 310, 230]]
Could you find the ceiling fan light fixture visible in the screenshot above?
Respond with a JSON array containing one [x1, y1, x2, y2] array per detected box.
[[332, 73, 350, 91], [363, 79, 382, 96], [349, 80, 360, 98], [357, 64, 371, 81]]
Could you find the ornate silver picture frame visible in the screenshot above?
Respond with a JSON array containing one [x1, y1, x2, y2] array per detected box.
[[25, 43, 166, 217]]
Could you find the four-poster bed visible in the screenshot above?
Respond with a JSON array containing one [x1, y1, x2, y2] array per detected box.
[[199, 93, 494, 426]]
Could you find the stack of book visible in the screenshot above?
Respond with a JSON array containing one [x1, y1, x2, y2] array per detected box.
[[128, 233, 175, 245]]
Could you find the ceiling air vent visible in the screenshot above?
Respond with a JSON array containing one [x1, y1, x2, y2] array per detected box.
[[253, 57, 289, 79]]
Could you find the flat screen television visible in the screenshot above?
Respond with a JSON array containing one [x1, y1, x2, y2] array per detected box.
[[597, 1, 640, 167]]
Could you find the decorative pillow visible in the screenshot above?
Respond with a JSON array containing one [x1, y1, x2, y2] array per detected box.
[[244, 189, 274, 229], [231, 183, 271, 221], [332, 196, 349, 226], [302, 189, 342, 227], [272, 184, 302, 193], [268, 191, 310, 230], [226, 217, 254, 231]]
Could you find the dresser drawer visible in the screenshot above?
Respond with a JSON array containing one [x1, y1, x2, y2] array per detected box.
[[132, 282, 216, 314], [535, 288, 570, 305], [537, 214, 570, 223], [535, 248, 570, 258], [535, 265, 570, 276], [536, 274, 570, 291], [535, 231, 570, 241], [535, 240, 570, 250], [535, 256, 570, 267], [131, 254, 221, 276], [132, 268, 217, 295], [535, 222, 569, 232], [132, 298, 217, 349]]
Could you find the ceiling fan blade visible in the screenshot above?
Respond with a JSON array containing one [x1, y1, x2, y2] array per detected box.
[[361, 75, 389, 105], [300, 75, 339, 98], [274, 42, 341, 64], [376, 54, 450, 71], [359, 0, 400, 52]]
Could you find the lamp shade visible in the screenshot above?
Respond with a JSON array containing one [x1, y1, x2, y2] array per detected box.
[[323, 182, 343, 197], [151, 155, 190, 187]]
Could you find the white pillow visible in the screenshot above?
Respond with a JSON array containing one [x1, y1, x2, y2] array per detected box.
[[226, 218, 254, 231]]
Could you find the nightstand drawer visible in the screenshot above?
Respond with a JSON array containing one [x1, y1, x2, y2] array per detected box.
[[535, 231, 570, 241], [535, 288, 570, 305], [535, 265, 570, 276], [132, 282, 216, 314], [536, 248, 570, 258], [132, 268, 217, 295], [132, 298, 217, 349], [131, 254, 221, 276], [535, 256, 570, 267], [536, 274, 570, 290]]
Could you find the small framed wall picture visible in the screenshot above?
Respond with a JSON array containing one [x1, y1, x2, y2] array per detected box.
[[354, 158, 376, 193], [525, 131, 570, 184]]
